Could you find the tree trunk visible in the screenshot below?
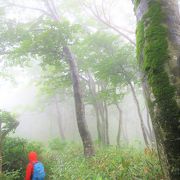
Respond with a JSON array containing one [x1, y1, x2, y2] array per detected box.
[[134, 0, 180, 179], [104, 101, 110, 145], [97, 102, 106, 144], [63, 46, 95, 157], [146, 110, 156, 145], [0, 121, 2, 173], [129, 82, 150, 146], [86, 72, 103, 143], [0, 141, 2, 174], [87, 72, 110, 145], [93, 104, 102, 143], [54, 96, 65, 140], [115, 103, 122, 147]]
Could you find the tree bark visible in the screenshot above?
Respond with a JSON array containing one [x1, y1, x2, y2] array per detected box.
[[0, 121, 2, 173], [133, 0, 180, 179], [115, 103, 122, 147], [0, 141, 2, 174], [86, 72, 110, 145], [104, 101, 110, 145], [129, 82, 150, 146], [54, 96, 65, 140], [146, 110, 156, 145], [119, 65, 151, 146], [63, 46, 95, 157], [86, 72, 103, 143], [93, 104, 102, 143]]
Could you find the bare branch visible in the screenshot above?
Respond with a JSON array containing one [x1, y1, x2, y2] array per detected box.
[[42, 0, 59, 21], [7, 2, 53, 18], [83, 2, 136, 46]]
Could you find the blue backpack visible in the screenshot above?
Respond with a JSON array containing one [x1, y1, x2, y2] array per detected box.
[[32, 161, 45, 180]]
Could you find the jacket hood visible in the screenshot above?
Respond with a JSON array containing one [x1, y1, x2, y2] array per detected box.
[[28, 151, 38, 162]]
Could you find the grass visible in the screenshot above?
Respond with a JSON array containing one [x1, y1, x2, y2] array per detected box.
[[47, 141, 163, 180]]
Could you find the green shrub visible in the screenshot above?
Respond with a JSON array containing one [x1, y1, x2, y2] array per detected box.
[[2, 137, 45, 180], [0, 170, 20, 180], [48, 138, 68, 151]]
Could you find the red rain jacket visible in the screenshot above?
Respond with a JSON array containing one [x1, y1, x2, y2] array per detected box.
[[25, 151, 38, 180]]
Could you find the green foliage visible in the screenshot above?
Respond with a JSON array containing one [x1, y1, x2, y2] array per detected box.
[[11, 19, 81, 66], [0, 170, 21, 180], [2, 138, 163, 179], [2, 137, 46, 180], [49, 144, 163, 179], [6, 19, 83, 100], [73, 31, 138, 105], [48, 138, 68, 151], [0, 110, 18, 140], [136, 1, 180, 135]]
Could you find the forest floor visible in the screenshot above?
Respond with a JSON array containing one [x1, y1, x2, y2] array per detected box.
[[1, 138, 164, 180], [47, 140, 163, 180]]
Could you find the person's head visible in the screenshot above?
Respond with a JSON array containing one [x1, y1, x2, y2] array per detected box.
[[28, 151, 38, 162]]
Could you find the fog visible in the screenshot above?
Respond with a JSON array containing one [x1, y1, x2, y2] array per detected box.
[[0, 0, 151, 145], [0, 67, 149, 144]]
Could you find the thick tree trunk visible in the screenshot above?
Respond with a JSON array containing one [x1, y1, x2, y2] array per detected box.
[[0, 121, 2, 173], [63, 46, 95, 157], [134, 0, 180, 179], [54, 96, 65, 140], [0, 141, 2, 174]]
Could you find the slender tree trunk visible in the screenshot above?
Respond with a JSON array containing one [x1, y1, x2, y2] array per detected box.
[[104, 101, 110, 145], [120, 65, 151, 146], [97, 100, 109, 145], [93, 104, 102, 143], [63, 46, 95, 157], [87, 72, 103, 143], [97, 102, 106, 144], [115, 103, 122, 147], [146, 111, 156, 145], [123, 121, 129, 145], [129, 82, 150, 146], [54, 96, 65, 140], [133, 0, 180, 179]]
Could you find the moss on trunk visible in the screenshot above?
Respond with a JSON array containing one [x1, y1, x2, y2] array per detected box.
[[136, 1, 180, 179]]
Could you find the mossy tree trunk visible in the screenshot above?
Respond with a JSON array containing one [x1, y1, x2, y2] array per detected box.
[[0, 121, 2, 173], [133, 0, 180, 179]]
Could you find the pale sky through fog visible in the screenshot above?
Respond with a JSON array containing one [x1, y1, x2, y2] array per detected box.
[[0, 0, 136, 112]]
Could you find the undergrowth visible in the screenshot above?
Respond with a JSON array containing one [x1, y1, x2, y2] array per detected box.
[[48, 140, 163, 180]]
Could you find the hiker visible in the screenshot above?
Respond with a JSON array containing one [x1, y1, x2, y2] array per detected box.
[[25, 151, 45, 180]]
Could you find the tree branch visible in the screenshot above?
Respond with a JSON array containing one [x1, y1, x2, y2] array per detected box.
[[7, 2, 53, 18], [83, 3, 136, 46]]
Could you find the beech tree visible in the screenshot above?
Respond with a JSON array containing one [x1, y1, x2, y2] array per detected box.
[[133, 0, 180, 179], [1, 0, 95, 157]]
